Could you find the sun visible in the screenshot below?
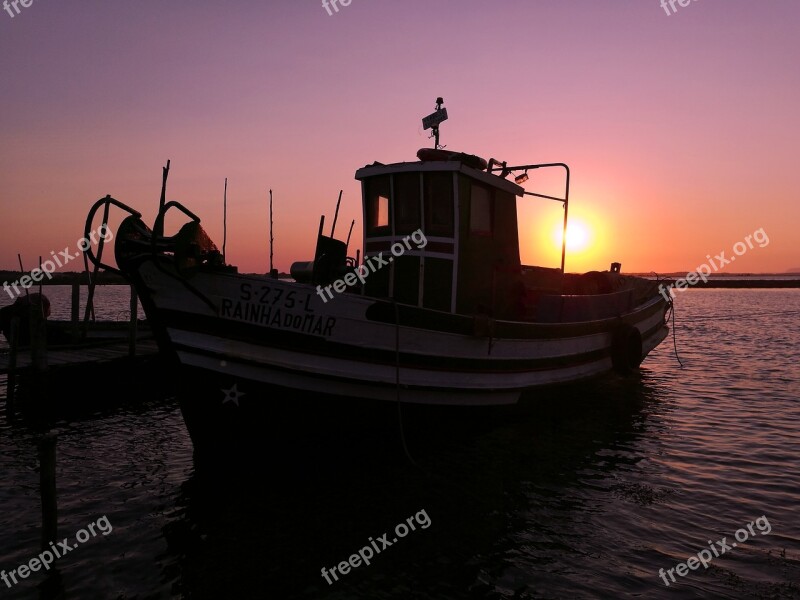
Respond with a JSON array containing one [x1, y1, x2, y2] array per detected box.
[[554, 219, 591, 252]]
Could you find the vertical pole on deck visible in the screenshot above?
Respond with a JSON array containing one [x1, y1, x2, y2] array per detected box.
[[269, 189, 274, 276], [128, 285, 137, 357], [345, 219, 355, 252], [222, 177, 228, 264], [38, 434, 57, 551], [330, 190, 342, 238], [155, 160, 170, 239], [560, 165, 570, 274]]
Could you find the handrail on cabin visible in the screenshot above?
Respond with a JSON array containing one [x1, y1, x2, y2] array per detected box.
[[487, 162, 570, 273]]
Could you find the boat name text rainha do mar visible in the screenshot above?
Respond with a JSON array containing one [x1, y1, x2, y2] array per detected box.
[[219, 283, 336, 337]]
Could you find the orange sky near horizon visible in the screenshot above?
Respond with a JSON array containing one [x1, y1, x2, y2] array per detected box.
[[1, 1, 798, 276]]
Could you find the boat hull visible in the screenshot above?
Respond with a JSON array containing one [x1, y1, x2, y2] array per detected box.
[[126, 257, 669, 407]]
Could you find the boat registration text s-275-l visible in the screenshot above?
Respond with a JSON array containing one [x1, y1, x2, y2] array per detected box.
[[219, 283, 336, 337]]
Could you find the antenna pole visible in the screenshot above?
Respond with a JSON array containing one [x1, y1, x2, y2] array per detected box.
[[345, 219, 355, 251], [422, 97, 448, 150], [433, 97, 443, 149], [223, 177, 228, 264], [17, 254, 28, 298], [269, 189, 274, 274], [330, 190, 342, 238], [156, 159, 170, 238]]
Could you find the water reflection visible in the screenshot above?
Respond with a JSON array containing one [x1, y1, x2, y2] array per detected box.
[[162, 373, 664, 599]]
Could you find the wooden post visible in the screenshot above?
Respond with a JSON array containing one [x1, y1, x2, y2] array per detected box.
[[71, 283, 80, 343], [128, 285, 137, 357], [6, 316, 19, 413], [38, 434, 57, 550], [30, 297, 48, 373], [29, 297, 49, 406]]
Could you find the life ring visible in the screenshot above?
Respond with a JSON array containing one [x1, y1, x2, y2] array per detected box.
[[611, 323, 643, 375], [416, 148, 488, 171]]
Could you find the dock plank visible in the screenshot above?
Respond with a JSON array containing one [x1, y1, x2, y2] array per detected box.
[[0, 339, 160, 374]]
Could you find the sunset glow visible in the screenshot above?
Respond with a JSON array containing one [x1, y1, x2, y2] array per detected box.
[[0, 3, 797, 276], [556, 220, 591, 253]]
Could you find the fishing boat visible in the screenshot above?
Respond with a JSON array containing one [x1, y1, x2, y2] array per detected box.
[[83, 102, 670, 454]]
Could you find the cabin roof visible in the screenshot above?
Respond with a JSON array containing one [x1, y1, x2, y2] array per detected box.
[[354, 160, 525, 196]]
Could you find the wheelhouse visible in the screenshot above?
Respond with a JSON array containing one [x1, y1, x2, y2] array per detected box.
[[355, 158, 525, 318]]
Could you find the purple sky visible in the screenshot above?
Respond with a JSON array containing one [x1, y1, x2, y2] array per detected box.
[[1, 0, 798, 274]]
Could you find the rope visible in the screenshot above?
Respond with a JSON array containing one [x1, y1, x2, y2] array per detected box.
[[392, 300, 418, 468], [670, 299, 684, 368]]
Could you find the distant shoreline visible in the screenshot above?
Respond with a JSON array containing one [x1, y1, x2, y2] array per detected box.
[[671, 280, 800, 288], [636, 274, 800, 288], [2, 270, 798, 291], [0, 271, 128, 286]]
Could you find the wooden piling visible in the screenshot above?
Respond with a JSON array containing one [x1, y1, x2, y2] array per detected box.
[[71, 283, 80, 343], [30, 297, 48, 372], [38, 434, 58, 550], [6, 316, 19, 412], [128, 285, 137, 357]]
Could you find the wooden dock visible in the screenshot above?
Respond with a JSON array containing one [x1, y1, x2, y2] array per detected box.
[[0, 338, 160, 375], [0, 281, 166, 412]]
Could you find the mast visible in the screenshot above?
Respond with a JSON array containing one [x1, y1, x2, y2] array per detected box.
[[421, 97, 448, 149], [222, 177, 228, 264], [269, 189, 275, 276]]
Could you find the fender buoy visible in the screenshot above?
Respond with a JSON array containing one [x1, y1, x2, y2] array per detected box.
[[416, 148, 488, 171], [611, 323, 643, 375]]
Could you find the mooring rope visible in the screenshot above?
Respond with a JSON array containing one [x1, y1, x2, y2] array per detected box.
[[392, 299, 418, 468]]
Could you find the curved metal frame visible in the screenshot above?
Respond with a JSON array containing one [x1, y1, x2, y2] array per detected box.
[[83, 195, 142, 274], [488, 162, 570, 273]]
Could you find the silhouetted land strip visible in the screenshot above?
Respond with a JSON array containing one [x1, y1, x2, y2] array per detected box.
[[637, 274, 800, 288], [692, 279, 800, 288], [2, 271, 797, 289], [0, 271, 291, 286], [0, 270, 127, 286]]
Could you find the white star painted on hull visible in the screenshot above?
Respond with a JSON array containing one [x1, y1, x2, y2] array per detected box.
[[221, 383, 245, 407]]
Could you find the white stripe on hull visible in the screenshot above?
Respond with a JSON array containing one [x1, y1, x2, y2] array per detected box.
[[169, 325, 669, 405], [178, 350, 521, 406], [170, 327, 605, 389]]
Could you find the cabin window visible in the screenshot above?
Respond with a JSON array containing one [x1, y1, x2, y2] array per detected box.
[[393, 172, 421, 234], [365, 176, 391, 235], [423, 172, 454, 237], [374, 195, 389, 228], [470, 185, 492, 236]]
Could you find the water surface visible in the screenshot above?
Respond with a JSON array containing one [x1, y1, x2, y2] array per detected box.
[[1, 289, 799, 599]]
